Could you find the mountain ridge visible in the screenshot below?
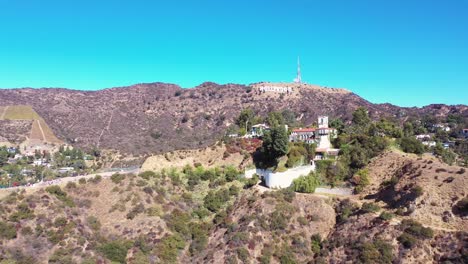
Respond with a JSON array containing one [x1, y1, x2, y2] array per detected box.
[[0, 82, 466, 155]]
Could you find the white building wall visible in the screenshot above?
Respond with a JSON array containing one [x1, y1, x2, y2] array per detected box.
[[244, 165, 315, 189]]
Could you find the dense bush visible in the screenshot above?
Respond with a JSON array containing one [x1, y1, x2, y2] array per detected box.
[[45, 185, 75, 207], [398, 220, 434, 249], [9, 202, 35, 221], [0, 221, 17, 239], [379, 211, 395, 221], [357, 240, 393, 264], [352, 169, 370, 194], [98, 240, 132, 263], [292, 172, 320, 193], [204, 188, 230, 212], [111, 173, 126, 184], [310, 234, 322, 254], [156, 234, 186, 263], [398, 137, 425, 154], [361, 202, 380, 213], [166, 209, 192, 237], [336, 199, 359, 224]]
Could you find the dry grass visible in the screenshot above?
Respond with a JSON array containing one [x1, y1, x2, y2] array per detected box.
[[142, 143, 246, 172], [1, 105, 41, 120]]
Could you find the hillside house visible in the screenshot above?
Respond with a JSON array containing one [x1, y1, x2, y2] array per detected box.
[[289, 128, 316, 144], [290, 116, 339, 160], [249, 124, 270, 138], [462, 129, 468, 138]]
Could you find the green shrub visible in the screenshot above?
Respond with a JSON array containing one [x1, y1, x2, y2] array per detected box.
[[45, 186, 75, 207], [78, 178, 86, 184], [412, 185, 424, 197], [189, 223, 209, 255], [225, 166, 241, 182], [237, 247, 250, 263], [126, 203, 145, 220], [361, 202, 380, 213], [156, 234, 186, 263], [90, 175, 102, 183], [87, 216, 101, 231], [353, 169, 370, 194], [398, 137, 425, 154], [357, 240, 393, 264], [139, 171, 156, 180], [0, 221, 17, 239], [398, 220, 433, 249], [397, 233, 417, 249], [310, 234, 322, 254], [204, 188, 230, 213], [98, 240, 132, 263], [111, 173, 126, 184], [65, 181, 77, 189], [297, 216, 308, 226], [379, 211, 394, 221], [229, 185, 240, 196], [54, 217, 68, 228], [292, 172, 320, 193], [9, 202, 35, 221], [49, 248, 74, 264], [336, 199, 359, 223], [243, 174, 259, 189], [166, 209, 191, 237]]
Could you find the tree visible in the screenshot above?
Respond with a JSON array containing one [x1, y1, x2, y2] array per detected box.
[[403, 122, 414, 137], [352, 107, 371, 128], [266, 111, 285, 127], [261, 126, 289, 162], [398, 137, 425, 154], [236, 108, 255, 131], [330, 118, 345, 134], [292, 173, 321, 193], [281, 110, 296, 127]]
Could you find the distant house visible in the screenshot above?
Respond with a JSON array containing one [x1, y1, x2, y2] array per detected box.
[[415, 134, 431, 141], [462, 129, 468, 138], [6, 147, 17, 154], [434, 124, 451, 132], [249, 124, 270, 138], [289, 128, 316, 144], [58, 167, 74, 174], [422, 141, 436, 147]]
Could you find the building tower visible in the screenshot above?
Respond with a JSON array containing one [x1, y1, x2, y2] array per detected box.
[[294, 56, 302, 83]]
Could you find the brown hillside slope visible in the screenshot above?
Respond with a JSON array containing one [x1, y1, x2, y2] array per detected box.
[[0, 83, 466, 155], [362, 151, 467, 231]]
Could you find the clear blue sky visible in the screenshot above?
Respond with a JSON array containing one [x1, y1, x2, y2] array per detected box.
[[0, 0, 467, 107]]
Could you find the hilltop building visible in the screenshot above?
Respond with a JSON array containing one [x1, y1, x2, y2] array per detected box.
[[289, 116, 339, 160]]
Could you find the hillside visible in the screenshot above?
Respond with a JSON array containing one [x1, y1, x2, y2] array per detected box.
[[0, 150, 466, 263], [1, 82, 466, 155], [0, 105, 62, 145]]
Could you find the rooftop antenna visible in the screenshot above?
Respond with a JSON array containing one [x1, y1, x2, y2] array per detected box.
[[294, 56, 302, 83]]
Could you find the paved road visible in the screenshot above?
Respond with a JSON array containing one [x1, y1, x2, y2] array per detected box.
[[315, 187, 353, 196]]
